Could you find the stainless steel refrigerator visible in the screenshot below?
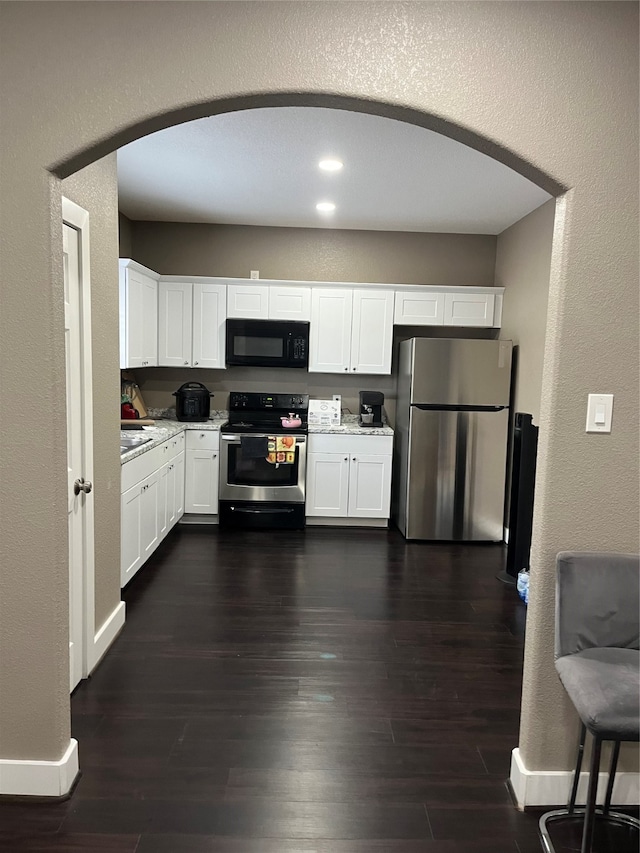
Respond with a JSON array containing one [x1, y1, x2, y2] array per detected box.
[[393, 338, 513, 541]]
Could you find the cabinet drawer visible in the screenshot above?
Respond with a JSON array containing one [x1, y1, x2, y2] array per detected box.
[[121, 442, 164, 492], [186, 429, 220, 451], [309, 433, 393, 456], [168, 430, 186, 458]]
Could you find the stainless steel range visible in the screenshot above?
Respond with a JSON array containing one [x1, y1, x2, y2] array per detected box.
[[219, 392, 309, 529]]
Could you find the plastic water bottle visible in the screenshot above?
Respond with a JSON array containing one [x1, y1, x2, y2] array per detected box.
[[517, 569, 530, 605]]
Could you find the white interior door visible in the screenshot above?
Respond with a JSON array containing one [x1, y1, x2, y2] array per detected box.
[[63, 199, 95, 690]]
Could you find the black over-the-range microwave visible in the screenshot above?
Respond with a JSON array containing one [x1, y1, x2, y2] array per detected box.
[[225, 318, 310, 369]]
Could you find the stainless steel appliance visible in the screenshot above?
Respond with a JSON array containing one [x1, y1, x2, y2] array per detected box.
[[393, 338, 513, 541], [219, 392, 309, 529], [225, 319, 309, 369], [359, 390, 384, 427]]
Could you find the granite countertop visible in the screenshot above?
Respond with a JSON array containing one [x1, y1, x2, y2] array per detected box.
[[121, 411, 393, 464], [120, 412, 227, 464], [307, 413, 394, 436]]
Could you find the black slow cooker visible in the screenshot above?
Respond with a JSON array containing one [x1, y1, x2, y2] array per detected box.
[[173, 382, 213, 422]]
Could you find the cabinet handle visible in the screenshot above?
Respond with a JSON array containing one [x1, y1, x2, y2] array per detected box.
[[344, 367, 348, 371], [213, 453, 217, 458], [194, 361, 199, 366], [353, 457, 357, 462], [184, 361, 188, 365], [352, 367, 356, 371], [344, 457, 348, 461]]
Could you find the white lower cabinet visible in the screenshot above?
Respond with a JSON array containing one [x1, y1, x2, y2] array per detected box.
[[184, 430, 220, 514], [306, 452, 350, 517], [121, 482, 143, 586], [306, 434, 393, 520], [120, 431, 187, 587]]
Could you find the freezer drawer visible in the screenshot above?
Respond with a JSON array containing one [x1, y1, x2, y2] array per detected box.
[[403, 407, 508, 541]]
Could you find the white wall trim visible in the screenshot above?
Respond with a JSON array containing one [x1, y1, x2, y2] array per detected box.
[[0, 739, 78, 797], [90, 601, 126, 674], [510, 747, 640, 809]]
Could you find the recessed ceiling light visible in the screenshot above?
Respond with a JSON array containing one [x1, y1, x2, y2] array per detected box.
[[318, 159, 343, 172], [316, 201, 336, 213]]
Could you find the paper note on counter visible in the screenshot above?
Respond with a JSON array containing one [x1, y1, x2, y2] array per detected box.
[[308, 399, 341, 426]]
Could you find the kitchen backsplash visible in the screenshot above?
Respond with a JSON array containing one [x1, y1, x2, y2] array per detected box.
[[132, 366, 398, 427]]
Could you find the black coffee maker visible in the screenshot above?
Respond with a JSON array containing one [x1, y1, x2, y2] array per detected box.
[[359, 391, 384, 427]]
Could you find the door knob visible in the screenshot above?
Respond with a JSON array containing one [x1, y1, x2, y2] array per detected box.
[[73, 478, 92, 495]]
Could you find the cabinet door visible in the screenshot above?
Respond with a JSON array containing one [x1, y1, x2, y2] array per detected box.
[[158, 281, 193, 367], [443, 291, 496, 327], [306, 452, 349, 517], [165, 459, 177, 530], [121, 483, 142, 586], [173, 450, 185, 522], [140, 273, 158, 366], [226, 283, 269, 319], [309, 288, 353, 374], [350, 289, 394, 374], [269, 285, 311, 321], [347, 453, 392, 519], [140, 470, 160, 560], [185, 448, 219, 513], [192, 283, 227, 368], [394, 291, 445, 325], [157, 461, 170, 539]]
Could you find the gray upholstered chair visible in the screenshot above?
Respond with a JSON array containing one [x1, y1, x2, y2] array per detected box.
[[539, 551, 640, 853]]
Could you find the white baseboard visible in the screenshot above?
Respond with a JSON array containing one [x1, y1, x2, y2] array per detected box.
[[510, 747, 640, 809], [0, 739, 78, 797], [90, 600, 125, 673]]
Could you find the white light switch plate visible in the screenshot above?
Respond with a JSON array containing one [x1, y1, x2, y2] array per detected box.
[[585, 393, 614, 433]]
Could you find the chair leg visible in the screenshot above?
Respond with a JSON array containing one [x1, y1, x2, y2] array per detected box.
[[581, 736, 602, 853], [603, 740, 620, 814], [568, 723, 587, 813]]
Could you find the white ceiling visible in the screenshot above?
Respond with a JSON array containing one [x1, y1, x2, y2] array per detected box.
[[117, 107, 551, 235]]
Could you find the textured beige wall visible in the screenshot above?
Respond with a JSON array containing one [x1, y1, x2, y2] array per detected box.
[[130, 222, 497, 285], [0, 1, 637, 780], [496, 200, 555, 422], [62, 156, 122, 632], [118, 212, 133, 260]]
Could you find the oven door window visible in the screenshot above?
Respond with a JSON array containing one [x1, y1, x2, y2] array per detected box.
[[227, 444, 300, 487]]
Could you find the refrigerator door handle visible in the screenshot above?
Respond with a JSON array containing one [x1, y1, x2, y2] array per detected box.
[[411, 404, 508, 412]]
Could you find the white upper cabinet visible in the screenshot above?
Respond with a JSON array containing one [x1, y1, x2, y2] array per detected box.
[[443, 291, 496, 327], [119, 260, 159, 369], [350, 289, 394, 374], [394, 290, 445, 326], [226, 283, 269, 319], [158, 280, 226, 369], [227, 281, 311, 321], [192, 283, 226, 368], [269, 285, 311, 321], [158, 280, 192, 367], [309, 288, 353, 373], [310, 287, 394, 375]]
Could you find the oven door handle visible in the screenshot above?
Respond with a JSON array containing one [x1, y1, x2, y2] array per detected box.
[[221, 434, 306, 443]]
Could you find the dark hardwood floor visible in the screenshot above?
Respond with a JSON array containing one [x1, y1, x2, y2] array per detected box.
[[1, 526, 637, 852]]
